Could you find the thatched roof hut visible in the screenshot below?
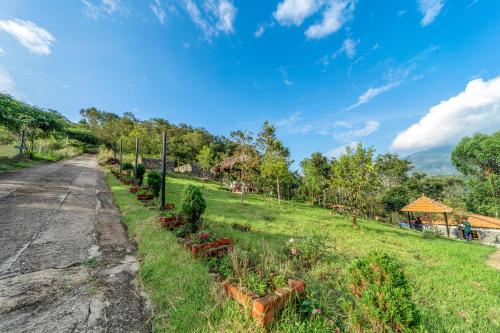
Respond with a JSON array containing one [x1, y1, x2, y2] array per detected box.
[[211, 154, 252, 174]]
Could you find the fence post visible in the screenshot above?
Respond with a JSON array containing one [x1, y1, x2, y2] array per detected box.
[[119, 139, 123, 174], [134, 137, 139, 187], [161, 132, 167, 209]]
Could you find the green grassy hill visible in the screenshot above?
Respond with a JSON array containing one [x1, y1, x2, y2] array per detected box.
[[106, 172, 499, 333]]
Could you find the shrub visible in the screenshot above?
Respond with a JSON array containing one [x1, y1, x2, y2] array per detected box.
[[134, 164, 146, 185], [181, 185, 206, 233], [286, 235, 332, 268], [347, 252, 420, 333], [146, 171, 162, 197], [122, 162, 133, 176]]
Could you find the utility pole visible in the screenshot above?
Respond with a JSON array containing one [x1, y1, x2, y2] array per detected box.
[[134, 137, 139, 187], [161, 132, 167, 209], [119, 139, 123, 174]]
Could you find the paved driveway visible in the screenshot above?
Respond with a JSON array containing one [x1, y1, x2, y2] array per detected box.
[[0, 155, 149, 332]]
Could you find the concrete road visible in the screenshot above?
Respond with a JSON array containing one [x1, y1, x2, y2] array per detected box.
[[0, 155, 150, 332]]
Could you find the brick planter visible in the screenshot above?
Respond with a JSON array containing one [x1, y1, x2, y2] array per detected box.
[[129, 187, 138, 193], [222, 279, 306, 326], [182, 238, 234, 258], [137, 194, 154, 201], [158, 216, 184, 230]]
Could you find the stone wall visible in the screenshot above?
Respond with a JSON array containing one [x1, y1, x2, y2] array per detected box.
[[431, 225, 500, 245], [141, 157, 175, 171]]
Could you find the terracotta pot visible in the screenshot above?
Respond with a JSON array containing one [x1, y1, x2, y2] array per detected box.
[[164, 203, 175, 210], [192, 244, 201, 253]]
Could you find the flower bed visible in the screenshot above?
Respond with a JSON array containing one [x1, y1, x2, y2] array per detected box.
[[180, 237, 233, 258], [158, 216, 185, 230], [137, 193, 154, 201], [222, 279, 306, 325]]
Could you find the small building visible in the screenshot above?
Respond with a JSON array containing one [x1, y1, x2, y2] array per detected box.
[[401, 195, 500, 245]]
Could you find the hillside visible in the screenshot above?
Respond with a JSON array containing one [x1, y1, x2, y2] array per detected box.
[[106, 171, 499, 333], [404, 146, 459, 175]]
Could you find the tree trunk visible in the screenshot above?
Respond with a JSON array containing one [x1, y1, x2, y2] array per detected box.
[[389, 212, 393, 224], [276, 177, 281, 205], [352, 212, 357, 227], [322, 189, 326, 208], [240, 170, 244, 205], [202, 169, 205, 188]]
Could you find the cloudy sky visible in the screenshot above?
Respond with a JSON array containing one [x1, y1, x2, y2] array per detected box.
[[1, 0, 499, 165]]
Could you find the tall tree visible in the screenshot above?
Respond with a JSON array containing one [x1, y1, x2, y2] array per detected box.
[[452, 132, 500, 217], [300, 152, 331, 206], [331, 143, 378, 226], [231, 130, 259, 205], [197, 145, 213, 187]]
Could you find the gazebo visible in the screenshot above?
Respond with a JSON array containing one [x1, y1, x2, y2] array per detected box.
[[401, 195, 454, 237]]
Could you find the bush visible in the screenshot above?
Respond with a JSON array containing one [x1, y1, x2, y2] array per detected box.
[[146, 171, 162, 197], [134, 164, 146, 185], [285, 235, 332, 269], [122, 162, 133, 176], [181, 185, 206, 233], [347, 252, 420, 333]]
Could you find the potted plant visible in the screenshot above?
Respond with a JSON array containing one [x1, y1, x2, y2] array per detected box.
[[146, 171, 162, 198], [180, 185, 207, 234]]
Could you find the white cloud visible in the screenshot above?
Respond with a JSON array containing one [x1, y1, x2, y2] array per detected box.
[[392, 76, 500, 151], [0, 19, 55, 55], [0, 47, 4, 55], [276, 112, 313, 134], [418, 0, 444, 26], [82, 0, 122, 19], [151, 0, 167, 24], [333, 37, 358, 59], [0, 67, 19, 96], [255, 24, 266, 38], [183, 0, 237, 39], [274, 0, 320, 26], [326, 141, 359, 158], [347, 81, 400, 111], [305, 0, 355, 39], [334, 120, 380, 141]]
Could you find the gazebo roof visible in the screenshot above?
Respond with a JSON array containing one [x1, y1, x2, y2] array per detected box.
[[401, 195, 453, 213]]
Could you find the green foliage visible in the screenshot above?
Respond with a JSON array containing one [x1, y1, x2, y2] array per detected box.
[[181, 185, 207, 233], [300, 152, 330, 206], [347, 252, 420, 333], [375, 153, 413, 189], [146, 171, 162, 197], [452, 132, 499, 217], [331, 143, 378, 226], [381, 186, 410, 213], [286, 235, 332, 269], [122, 162, 133, 176], [134, 164, 146, 184]]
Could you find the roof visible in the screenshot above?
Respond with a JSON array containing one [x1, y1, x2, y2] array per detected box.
[[401, 195, 453, 213], [431, 213, 500, 230], [211, 154, 252, 173]]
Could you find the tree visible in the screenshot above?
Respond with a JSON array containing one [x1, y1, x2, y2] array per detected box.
[[452, 132, 499, 217], [181, 185, 207, 233], [197, 145, 213, 187], [300, 152, 331, 206], [331, 143, 377, 226], [256, 121, 291, 203], [381, 186, 410, 223], [231, 130, 259, 205], [374, 153, 412, 189]]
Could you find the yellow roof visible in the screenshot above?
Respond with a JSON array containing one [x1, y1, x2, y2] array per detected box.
[[401, 196, 453, 213], [431, 213, 500, 230]]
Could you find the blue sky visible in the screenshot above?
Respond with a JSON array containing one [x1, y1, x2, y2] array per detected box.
[[1, 0, 499, 167]]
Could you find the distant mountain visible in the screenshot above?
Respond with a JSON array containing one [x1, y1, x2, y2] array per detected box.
[[404, 146, 459, 176]]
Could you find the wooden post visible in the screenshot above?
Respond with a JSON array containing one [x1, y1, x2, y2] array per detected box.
[[119, 139, 123, 174], [407, 212, 411, 222], [444, 212, 450, 237], [161, 132, 167, 210], [134, 137, 139, 187], [20, 129, 26, 155]]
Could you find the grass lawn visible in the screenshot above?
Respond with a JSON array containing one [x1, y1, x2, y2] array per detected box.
[[0, 144, 83, 173], [106, 171, 499, 333]]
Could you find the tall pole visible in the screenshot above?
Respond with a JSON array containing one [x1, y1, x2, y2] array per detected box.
[[444, 212, 450, 237], [161, 132, 167, 209], [134, 137, 139, 187], [20, 129, 25, 155], [119, 139, 123, 174]]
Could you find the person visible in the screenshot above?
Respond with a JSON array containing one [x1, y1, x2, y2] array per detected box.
[[414, 216, 423, 231], [463, 216, 472, 241]]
